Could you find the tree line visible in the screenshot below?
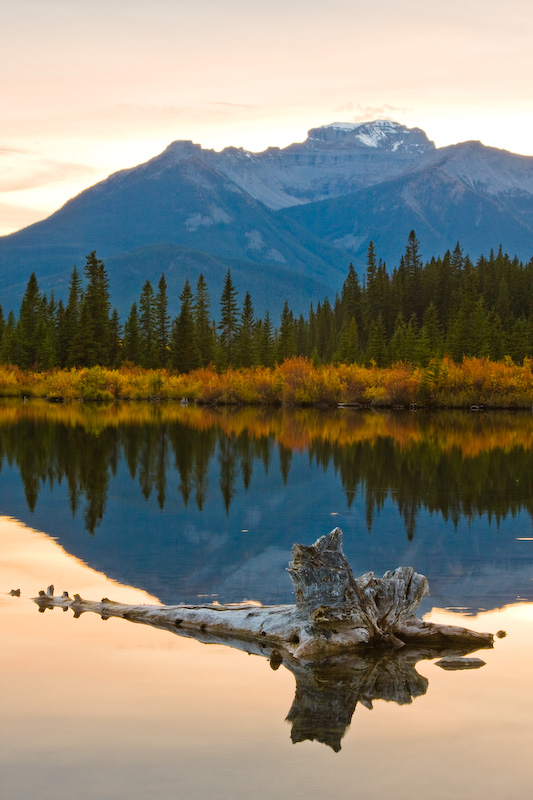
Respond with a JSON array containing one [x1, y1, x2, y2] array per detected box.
[[1, 232, 532, 371]]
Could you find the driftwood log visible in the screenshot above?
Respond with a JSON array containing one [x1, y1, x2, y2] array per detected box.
[[32, 528, 495, 751], [33, 527, 493, 657]]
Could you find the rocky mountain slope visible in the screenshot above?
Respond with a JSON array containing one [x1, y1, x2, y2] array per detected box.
[[1, 121, 532, 315]]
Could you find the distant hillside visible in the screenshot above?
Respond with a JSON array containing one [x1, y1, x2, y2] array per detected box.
[[1, 120, 532, 315]]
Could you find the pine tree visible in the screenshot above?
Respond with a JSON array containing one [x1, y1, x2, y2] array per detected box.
[[60, 266, 84, 367], [194, 273, 214, 366], [485, 310, 506, 360], [295, 313, 309, 356], [276, 300, 296, 362], [0, 311, 19, 364], [494, 276, 512, 330], [35, 312, 55, 370], [154, 274, 170, 368], [364, 241, 379, 337], [508, 316, 529, 363], [123, 303, 142, 364], [17, 272, 41, 368], [316, 297, 335, 361], [139, 280, 156, 368], [403, 230, 423, 322], [470, 298, 490, 358], [417, 302, 442, 365], [258, 311, 274, 367], [366, 313, 388, 367], [389, 313, 409, 363], [218, 270, 239, 367], [236, 291, 255, 367], [170, 279, 201, 373], [341, 263, 360, 323], [109, 308, 123, 366], [335, 316, 359, 363], [80, 251, 112, 365]]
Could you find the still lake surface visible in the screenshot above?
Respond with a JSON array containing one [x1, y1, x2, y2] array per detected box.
[[1, 401, 532, 799]]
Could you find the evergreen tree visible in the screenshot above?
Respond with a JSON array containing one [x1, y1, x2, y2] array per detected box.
[[276, 300, 296, 362], [470, 298, 490, 358], [508, 316, 530, 363], [494, 276, 512, 330], [257, 311, 274, 367], [315, 297, 335, 361], [236, 291, 255, 367], [109, 308, 123, 366], [417, 302, 443, 365], [80, 251, 112, 365], [61, 266, 84, 367], [335, 316, 359, 363], [485, 310, 506, 361], [364, 241, 379, 337], [170, 279, 201, 373], [194, 273, 214, 366], [35, 312, 55, 370], [403, 230, 423, 322], [404, 313, 419, 363], [341, 265, 361, 325], [0, 310, 19, 364], [17, 272, 41, 368], [123, 303, 142, 364], [139, 280, 156, 368], [155, 274, 170, 368], [366, 313, 388, 367], [389, 313, 409, 363], [218, 270, 239, 367], [295, 313, 309, 356]]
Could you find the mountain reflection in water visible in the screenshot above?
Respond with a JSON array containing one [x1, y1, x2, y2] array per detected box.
[[0, 401, 532, 611]]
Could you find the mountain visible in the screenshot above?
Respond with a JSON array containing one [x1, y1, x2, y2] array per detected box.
[[1, 120, 532, 316]]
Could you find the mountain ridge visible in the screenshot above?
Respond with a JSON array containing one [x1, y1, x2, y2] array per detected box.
[[1, 120, 532, 316]]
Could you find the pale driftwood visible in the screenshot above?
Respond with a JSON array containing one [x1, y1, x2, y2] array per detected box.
[[435, 656, 486, 670], [32, 528, 493, 659], [32, 528, 496, 751]]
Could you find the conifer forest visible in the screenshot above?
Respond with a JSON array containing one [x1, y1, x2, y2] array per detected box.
[[2, 233, 532, 374]]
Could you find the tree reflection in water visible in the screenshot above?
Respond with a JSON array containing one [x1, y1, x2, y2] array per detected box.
[[1, 401, 532, 537]]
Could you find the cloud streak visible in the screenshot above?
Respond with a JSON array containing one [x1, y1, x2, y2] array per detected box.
[[0, 156, 97, 193], [333, 103, 414, 122]]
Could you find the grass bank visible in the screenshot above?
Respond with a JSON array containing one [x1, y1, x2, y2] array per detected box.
[[0, 357, 532, 408]]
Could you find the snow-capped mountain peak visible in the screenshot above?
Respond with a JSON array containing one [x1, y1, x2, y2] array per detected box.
[[307, 120, 435, 153]]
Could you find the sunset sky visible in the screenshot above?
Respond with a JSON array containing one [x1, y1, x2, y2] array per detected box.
[[2, 0, 532, 235]]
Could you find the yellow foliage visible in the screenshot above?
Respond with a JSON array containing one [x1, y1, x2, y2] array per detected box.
[[0, 357, 532, 408]]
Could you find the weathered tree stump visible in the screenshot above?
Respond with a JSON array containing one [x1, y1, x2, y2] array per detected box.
[[32, 528, 493, 658], [31, 528, 497, 750]]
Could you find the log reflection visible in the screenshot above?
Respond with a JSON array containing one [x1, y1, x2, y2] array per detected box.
[[34, 592, 489, 752]]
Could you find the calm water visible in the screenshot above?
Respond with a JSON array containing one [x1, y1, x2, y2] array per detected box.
[[1, 401, 532, 799]]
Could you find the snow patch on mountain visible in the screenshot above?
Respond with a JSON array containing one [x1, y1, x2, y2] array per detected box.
[[185, 206, 233, 232], [245, 230, 265, 251], [266, 248, 286, 263], [307, 120, 435, 154]]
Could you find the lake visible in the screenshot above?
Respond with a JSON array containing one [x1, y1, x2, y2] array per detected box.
[[1, 401, 532, 799]]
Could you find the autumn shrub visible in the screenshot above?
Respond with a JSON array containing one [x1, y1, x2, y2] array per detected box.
[[381, 365, 418, 406], [0, 358, 532, 407], [335, 363, 373, 404], [78, 367, 115, 402]]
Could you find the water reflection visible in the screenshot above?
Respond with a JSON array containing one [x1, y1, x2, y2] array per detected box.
[[35, 594, 490, 752], [1, 401, 532, 610], [2, 401, 533, 532]]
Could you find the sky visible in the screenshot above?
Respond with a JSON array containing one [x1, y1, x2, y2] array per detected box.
[[2, 0, 532, 235]]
